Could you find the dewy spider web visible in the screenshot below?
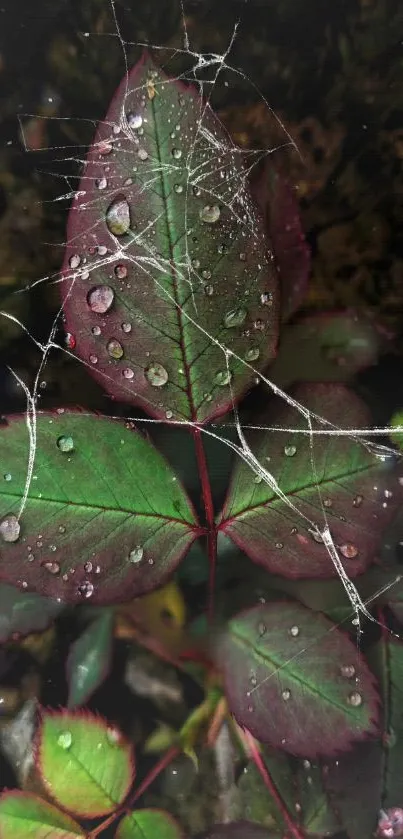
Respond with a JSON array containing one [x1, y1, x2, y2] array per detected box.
[[4, 0, 403, 693]]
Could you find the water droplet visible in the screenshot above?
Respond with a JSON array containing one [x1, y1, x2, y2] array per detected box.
[[105, 197, 131, 236], [193, 185, 201, 197], [89, 354, 98, 365], [340, 664, 356, 679], [145, 363, 168, 387], [260, 291, 273, 306], [254, 474, 263, 484], [107, 338, 124, 360], [289, 625, 299, 637], [245, 347, 260, 362], [172, 148, 182, 159], [353, 494, 363, 507], [69, 254, 81, 270], [96, 177, 107, 190], [4, 474, 11, 482], [92, 325, 101, 336], [282, 689, 291, 701], [106, 726, 121, 745], [57, 435, 74, 453], [58, 731, 72, 750], [239, 252, 246, 261], [247, 704, 254, 713], [348, 691, 362, 707], [339, 543, 359, 559], [275, 541, 284, 549], [78, 581, 94, 599], [115, 264, 128, 279], [129, 546, 144, 564], [250, 674, 257, 687], [258, 621, 267, 637], [166, 410, 173, 419], [223, 308, 247, 328], [200, 205, 221, 224], [213, 370, 232, 387], [138, 148, 148, 161], [98, 140, 113, 155], [65, 333, 76, 350], [174, 183, 183, 194], [253, 319, 265, 331], [84, 561, 93, 574], [0, 514, 20, 543], [204, 284, 214, 296], [127, 112, 143, 129], [284, 445, 297, 457], [87, 285, 115, 314], [201, 269, 212, 280], [303, 759, 311, 769], [121, 322, 132, 333], [58, 525, 66, 534], [323, 498, 333, 508], [123, 367, 134, 380], [42, 561, 60, 575]]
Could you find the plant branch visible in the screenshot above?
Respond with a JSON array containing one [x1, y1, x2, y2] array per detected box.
[[192, 425, 217, 622]]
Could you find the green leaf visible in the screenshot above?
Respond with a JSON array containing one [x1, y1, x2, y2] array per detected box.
[[237, 750, 297, 831], [220, 601, 379, 757], [370, 635, 403, 807], [219, 383, 403, 578], [324, 740, 382, 839], [0, 583, 63, 642], [36, 710, 134, 817], [115, 808, 183, 839], [0, 791, 84, 838], [296, 761, 340, 836], [61, 53, 279, 423], [67, 610, 114, 707], [0, 411, 199, 603]]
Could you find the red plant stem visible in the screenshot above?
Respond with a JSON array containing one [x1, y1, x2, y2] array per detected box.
[[88, 745, 180, 838], [242, 729, 306, 839], [192, 426, 217, 622]]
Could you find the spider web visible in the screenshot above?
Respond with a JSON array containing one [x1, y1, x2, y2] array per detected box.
[[3, 0, 403, 702]]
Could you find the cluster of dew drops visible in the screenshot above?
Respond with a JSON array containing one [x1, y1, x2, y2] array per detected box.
[[64, 68, 276, 407]]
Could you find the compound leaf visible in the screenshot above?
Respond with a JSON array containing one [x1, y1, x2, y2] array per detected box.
[[219, 602, 379, 758], [0, 790, 84, 839], [219, 384, 403, 579], [36, 710, 134, 818], [67, 610, 114, 707], [115, 809, 183, 839], [61, 53, 279, 424], [0, 411, 198, 603]]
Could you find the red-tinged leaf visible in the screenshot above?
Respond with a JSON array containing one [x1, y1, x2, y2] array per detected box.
[[36, 710, 134, 818], [386, 574, 403, 622], [270, 310, 383, 391], [369, 635, 403, 809], [203, 823, 282, 839], [237, 749, 298, 831], [0, 790, 84, 838], [219, 383, 403, 579], [296, 761, 340, 837], [115, 808, 184, 839], [251, 162, 310, 323], [324, 740, 383, 839], [0, 411, 199, 604], [0, 583, 63, 642], [60, 53, 279, 424], [67, 610, 114, 708], [219, 602, 379, 758]]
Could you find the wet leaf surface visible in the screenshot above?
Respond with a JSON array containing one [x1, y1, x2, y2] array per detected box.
[[0, 790, 85, 839], [36, 710, 134, 818], [0, 411, 198, 604], [219, 383, 403, 579], [115, 808, 184, 839], [61, 53, 279, 423], [219, 602, 379, 757]]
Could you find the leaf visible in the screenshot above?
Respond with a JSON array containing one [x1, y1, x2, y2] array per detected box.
[[36, 709, 134, 818], [251, 162, 310, 323], [219, 383, 403, 579], [0, 411, 199, 603], [237, 749, 297, 831], [370, 635, 403, 808], [0, 583, 63, 643], [61, 53, 279, 424], [67, 610, 114, 707], [0, 791, 84, 838], [203, 822, 282, 839], [219, 602, 379, 758], [296, 761, 340, 837], [115, 808, 184, 839], [324, 740, 382, 839]]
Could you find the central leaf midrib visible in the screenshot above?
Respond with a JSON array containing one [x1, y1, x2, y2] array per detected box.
[[151, 97, 196, 420], [231, 625, 362, 721]]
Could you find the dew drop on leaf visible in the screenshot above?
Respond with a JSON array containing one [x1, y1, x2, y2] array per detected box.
[[121, 322, 132, 333], [340, 664, 356, 679], [245, 347, 260, 362], [260, 291, 273, 306], [78, 581, 94, 599], [42, 561, 60, 575], [0, 514, 20, 543], [284, 445, 297, 457], [223, 308, 247, 328], [107, 338, 124, 360], [89, 354, 98, 365], [57, 435, 74, 453], [123, 367, 134, 379], [57, 731, 72, 750], [87, 285, 115, 314], [69, 254, 81, 270], [4, 473, 11, 482], [339, 543, 359, 559], [258, 621, 267, 637], [96, 177, 107, 190], [129, 546, 144, 564], [172, 148, 182, 159], [214, 370, 232, 387], [65, 333, 76, 350], [105, 196, 131, 236], [174, 183, 183, 194], [115, 264, 128, 279], [289, 625, 300, 637], [145, 363, 169, 387], [200, 204, 221, 224], [127, 112, 143, 129], [138, 148, 148, 161], [282, 689, 291, 701], [348, 691, 362, 707], [92, 326, 101, 336]]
